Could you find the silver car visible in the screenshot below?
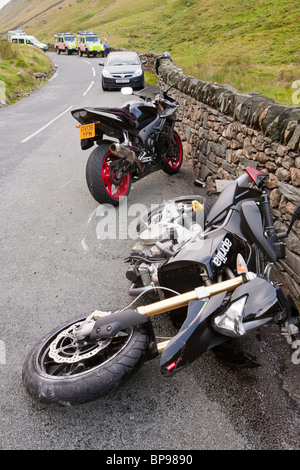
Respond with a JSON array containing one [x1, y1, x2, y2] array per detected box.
[[100, 51, 145, 91]]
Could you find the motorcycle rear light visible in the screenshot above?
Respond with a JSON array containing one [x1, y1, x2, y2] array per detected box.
[[213, 296, 247, 337], [73, 111, 87, 119]]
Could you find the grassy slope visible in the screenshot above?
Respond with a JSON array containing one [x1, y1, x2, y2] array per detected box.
[[0, 0, 299, 104], [0, 40, 53, 104]]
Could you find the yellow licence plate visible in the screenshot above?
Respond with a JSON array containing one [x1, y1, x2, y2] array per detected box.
[[80, 122, 95, 139]]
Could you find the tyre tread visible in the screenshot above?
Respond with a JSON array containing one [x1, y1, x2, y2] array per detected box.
[[86, 145, 131, 206]]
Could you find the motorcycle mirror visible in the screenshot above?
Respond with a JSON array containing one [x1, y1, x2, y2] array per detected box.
[[121, 87, 133, 95]]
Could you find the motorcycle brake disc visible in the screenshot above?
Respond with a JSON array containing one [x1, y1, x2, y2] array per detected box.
[[49, 322, 112, 364]]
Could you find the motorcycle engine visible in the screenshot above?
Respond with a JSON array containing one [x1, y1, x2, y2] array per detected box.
[[146, 134, 156, 151], [126, 199, 205, 296]]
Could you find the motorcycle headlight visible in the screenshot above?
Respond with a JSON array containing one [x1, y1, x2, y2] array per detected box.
[[133, 68, 142, 77], [213, 296, 247, 337]]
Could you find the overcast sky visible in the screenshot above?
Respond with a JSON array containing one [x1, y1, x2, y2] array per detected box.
[[0, 0, 11, 10]]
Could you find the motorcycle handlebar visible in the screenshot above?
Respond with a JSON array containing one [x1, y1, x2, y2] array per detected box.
[[153, 95, 178, 108]]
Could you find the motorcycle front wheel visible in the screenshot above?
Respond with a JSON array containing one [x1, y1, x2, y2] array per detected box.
[[86, 144, 132, 206], [162, 130, 183, 175], [22, 317, 150, 406]]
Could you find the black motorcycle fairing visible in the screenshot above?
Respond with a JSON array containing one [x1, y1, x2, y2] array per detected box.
[[160, 293, 227, 376], [129, 101, 158, 130], [138, 114, 165, 148], [72, 106, 137, 129], [206, 177, 261, 227], [72, 107, 135, 143], [240, 200, 277, 262], [225, 277, 282, 329], [159, 231, 250, 280]]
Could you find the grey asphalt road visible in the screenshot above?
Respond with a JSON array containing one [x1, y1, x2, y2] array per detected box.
[[0, 52, 299, 451]]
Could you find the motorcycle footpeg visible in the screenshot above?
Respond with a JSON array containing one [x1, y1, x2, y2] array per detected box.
[[194, 178, 206, 187], [89, 309, 148, 340]]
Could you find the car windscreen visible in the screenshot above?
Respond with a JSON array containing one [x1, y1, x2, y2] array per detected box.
[[106, 55, 140, 66], [28, 36, 39, 45]]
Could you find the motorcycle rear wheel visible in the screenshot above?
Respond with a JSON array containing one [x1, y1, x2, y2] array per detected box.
[[22, 317, 150, 405], [162, 131, 183, 174], [86, 144, 132, 206]]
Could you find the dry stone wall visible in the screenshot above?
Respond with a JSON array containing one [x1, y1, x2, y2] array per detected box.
[[141, 52, 300, 300]]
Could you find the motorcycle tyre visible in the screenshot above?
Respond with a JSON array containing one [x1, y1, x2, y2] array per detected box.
[[162, 131, 183, 175], [86, 144, 132, 206], [22, 318, 150, 406]]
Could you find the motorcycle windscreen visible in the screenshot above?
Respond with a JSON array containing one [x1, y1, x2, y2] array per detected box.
[[160, 293, 226, 376]]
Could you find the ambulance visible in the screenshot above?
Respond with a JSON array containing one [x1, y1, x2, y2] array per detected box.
[[54, 32, 77, 55], [8, 30, 48, 52], [76, 31, 104, 57]]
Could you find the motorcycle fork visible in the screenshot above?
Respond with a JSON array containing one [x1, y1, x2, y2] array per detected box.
[[163, 119, 175, 151], [136, 275, 246, 353]]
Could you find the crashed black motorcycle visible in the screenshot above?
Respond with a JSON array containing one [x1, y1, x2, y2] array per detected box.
[[71, 85, 183, 206], [22, 167, 300, 405]]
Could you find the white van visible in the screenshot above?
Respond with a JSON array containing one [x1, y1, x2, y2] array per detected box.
[[9, 32, 48, 52], [8, 30, 26, 41]]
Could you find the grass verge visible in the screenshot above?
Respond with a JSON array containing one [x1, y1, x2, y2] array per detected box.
[[0, 40, 53, 106]]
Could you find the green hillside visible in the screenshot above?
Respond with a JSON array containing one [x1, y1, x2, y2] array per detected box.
[[0, 40, 53, 105], [0, 0, 299, 104]]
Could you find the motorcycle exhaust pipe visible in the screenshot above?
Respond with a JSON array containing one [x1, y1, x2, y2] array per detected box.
[[109, 143, 144, 174], [110, 142, 133, 159]]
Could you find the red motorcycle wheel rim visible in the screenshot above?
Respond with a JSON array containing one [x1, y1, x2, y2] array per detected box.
[[165, 132, 183, 169], [101, 153, 130, 199]]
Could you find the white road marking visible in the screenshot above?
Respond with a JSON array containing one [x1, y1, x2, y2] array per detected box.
[[60, 179, 73, 189], [82, 81, 94, 96], [87, 208, 97, 225], [48, 71, 58, 82], [81, 238, 88, 251], [21, 105, 73, 143]]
